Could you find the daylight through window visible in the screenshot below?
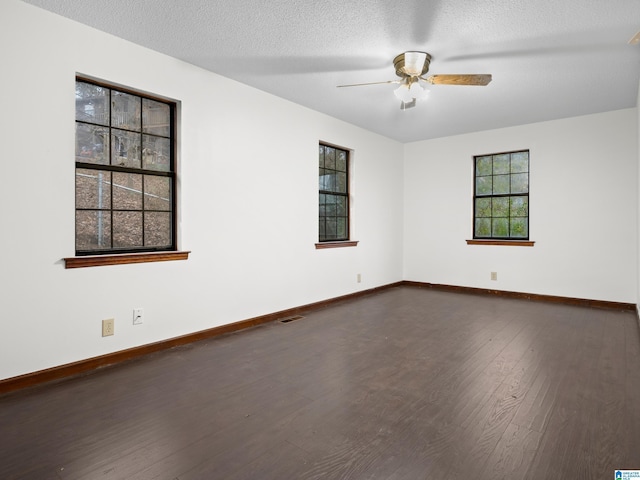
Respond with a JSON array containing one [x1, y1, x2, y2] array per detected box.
[[75, 78, 176, 255], [319, 144, 350, 242], [473, 150, 529, 239]]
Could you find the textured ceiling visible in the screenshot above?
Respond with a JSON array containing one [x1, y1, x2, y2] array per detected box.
[[21, 0, 640, 143]]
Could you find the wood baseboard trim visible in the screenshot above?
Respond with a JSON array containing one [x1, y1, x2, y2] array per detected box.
[[5, 280, 632, 395], [0, 282, 403, 396], [401, 281, 636, 311]]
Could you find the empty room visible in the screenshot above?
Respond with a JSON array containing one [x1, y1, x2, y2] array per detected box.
[[1, 0, 640, 478]]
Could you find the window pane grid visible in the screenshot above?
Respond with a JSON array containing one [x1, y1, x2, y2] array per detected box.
[[75, 79, 175, 255], [319, 144, 349, 242], [473, 150, 529, 240]]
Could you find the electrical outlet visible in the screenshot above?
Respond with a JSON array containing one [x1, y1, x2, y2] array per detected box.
[[133, 308, 144, 325], [102, 318, 114, 337], [357, 273, 362, 283], [491, 272, 497, 281]]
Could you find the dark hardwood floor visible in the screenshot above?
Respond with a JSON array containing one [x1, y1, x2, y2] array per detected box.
[[1, 286, 639, 479]]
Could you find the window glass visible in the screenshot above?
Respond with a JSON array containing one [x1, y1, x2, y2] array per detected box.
[[473, 150, 529, 240], [75, 79, 175, 254], [319, 144, 349, 242]]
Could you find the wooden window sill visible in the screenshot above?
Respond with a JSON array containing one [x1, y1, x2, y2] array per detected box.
[[466, 239, 535, 247], [64, 251, 190, 268], [315, 241, 359, 249]]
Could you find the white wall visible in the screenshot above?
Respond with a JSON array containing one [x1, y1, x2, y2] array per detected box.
[[404, 110, 638, 303], [0, 1, 404, 381]]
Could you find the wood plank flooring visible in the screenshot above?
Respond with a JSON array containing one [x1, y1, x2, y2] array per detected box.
[[1, 286, 639, 479]]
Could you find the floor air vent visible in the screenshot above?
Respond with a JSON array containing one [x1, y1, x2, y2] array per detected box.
[[280, 315, 304, 323]]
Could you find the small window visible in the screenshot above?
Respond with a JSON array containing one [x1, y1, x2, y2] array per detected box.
[[474, 150, 529, 239], [75, 78, 176, 255], [319, 143, 350, 242]]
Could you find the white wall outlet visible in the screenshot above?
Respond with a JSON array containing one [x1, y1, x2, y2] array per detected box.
[[491, 272, 497, 281], [357, 273, 362, 283], [133, 308, 144, 325], [102, 318, 114, 337]]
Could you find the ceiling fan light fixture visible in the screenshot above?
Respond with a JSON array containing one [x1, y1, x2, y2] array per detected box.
[[394, 81, 429, 103], [403, 51, 428, 76], [394, 84, 414, 103], [409, 82, 429, 100]]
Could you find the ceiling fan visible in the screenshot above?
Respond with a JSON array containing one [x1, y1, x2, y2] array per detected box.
[[337, 51, 492, 110]]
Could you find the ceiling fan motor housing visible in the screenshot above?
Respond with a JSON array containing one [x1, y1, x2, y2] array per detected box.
[[394, 51, 432, 77]]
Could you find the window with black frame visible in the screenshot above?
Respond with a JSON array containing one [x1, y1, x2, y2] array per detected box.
[[474, 150, 529, 240], [75, 78, 176, 255], [318, 144, 349, 242]]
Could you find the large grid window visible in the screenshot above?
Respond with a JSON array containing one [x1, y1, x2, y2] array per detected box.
[[319, 144, 349, 242], [75, 79, 176, 255], [474, 150, 529, 239]]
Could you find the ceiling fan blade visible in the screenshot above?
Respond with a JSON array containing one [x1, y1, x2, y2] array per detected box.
[[337, 80, 401, 88], [423, 74, 492, 86]]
